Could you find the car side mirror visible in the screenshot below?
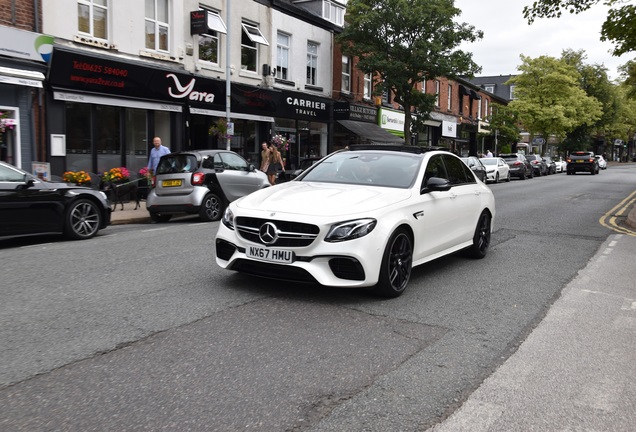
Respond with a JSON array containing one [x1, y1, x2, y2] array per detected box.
[[422, 176, 451, 194], [247, 164, 256, 172]]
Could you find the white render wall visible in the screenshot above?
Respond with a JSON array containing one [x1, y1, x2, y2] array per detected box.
[[42, 0, 333, 97]]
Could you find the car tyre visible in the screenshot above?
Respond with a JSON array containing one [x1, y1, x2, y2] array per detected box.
[[495, 173, 499, 184], [150, 212, 172, 223], [373, 228, 413, 298], [64, 199, 101, 240], [200, 193, 223, 222], [506, 172, 511, 182], [462, 211, 492, 259]]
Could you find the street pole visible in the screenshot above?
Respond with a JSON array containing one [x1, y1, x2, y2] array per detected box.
[[225, 0, 231, 151]]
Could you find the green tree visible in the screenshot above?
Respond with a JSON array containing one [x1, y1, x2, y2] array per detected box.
[[507, 55, 603, 153], [337, 0, 483, 144], [523, 0, 636, 57], [479, 103, 521, 151], [560, 49, 621, 153]]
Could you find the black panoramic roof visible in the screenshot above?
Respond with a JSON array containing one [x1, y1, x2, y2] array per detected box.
[[348, 144, 451, 155]]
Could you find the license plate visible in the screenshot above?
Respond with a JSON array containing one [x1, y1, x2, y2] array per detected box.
[[246, 246, 294, 263], [162, 179, 182, 187]]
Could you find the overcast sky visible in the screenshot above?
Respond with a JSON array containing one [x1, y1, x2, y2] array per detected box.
[[454, 0, 633, 80]]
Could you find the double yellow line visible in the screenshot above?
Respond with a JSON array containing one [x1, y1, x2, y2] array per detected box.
[[599, 190, 636, 236]]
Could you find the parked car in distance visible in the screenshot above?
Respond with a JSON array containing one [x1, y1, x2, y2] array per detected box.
[[595, 155, 607, 170], [480, 157, 511, 183], [542, 156, 557, 175], [461, 156, 487, 182], [525, 154, 548, 176], [499, 153, 533, 180], [553, 157, 567, 173], [146, 150, 269, 223], [0, 161, 111, 240], [216, 145, 496, 298]]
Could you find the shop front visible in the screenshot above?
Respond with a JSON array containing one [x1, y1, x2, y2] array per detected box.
[[46, 47, 332, 176], [334, 103, 404, 147], [0, 26, 51, 170]]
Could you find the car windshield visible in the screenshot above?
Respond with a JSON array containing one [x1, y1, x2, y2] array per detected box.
[[300, 151, 422, 188], [480, 158, 497, 165]]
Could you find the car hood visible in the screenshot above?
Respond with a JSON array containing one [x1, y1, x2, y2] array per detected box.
[[235, 181, 412, 216]]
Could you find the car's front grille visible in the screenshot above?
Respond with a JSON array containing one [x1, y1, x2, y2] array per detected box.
[[229, 259, 318, 284], [235, 217, 320, 247]]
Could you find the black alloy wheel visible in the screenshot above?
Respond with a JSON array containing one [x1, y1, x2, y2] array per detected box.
[[65, 199, 101, 240], [374, 228, 413, 298], [462, 211, 492, 259]]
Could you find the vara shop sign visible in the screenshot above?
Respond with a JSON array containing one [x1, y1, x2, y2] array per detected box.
[[48, 48, 226, 109]]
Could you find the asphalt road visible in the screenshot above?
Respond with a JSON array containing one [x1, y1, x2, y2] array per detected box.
[[1, 164, 634, 431]]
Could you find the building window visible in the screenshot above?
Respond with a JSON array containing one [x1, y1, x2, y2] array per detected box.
[[241, 22, 269, 73], [363, 73, 372, 99], [477, 99, 482, 120], [145, 0, 169, 52], [306, 42, 318, 85], [509, 85, 516, 100], [447, 84, 452, 110], [323, 1, 345, 26], [199, 9, 227, 65], [78, 0, 108, 39], [421, 79, 427, 93], [276, 32, 290, 80], [341, 56, 351, 93], [435, 80, 440, 106], [484, 99, 489, 118], [484, 85, 494, 93]]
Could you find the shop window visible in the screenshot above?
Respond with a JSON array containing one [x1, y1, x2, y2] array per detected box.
[[66, 103, 93, 172], [78, 0, 108, 40], [95, 105, 121, 173], [306, 42, 318, 86], [241, 23, 269, 73], [276, 32, 290, 80], [125, 108, 147, 173], [145, 0, 169, 52], [198, 10, 226, 65], [341, 56, 351, 93]]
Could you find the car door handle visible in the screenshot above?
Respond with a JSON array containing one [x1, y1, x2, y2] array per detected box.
[[474, 190, 481, 196], [449, 193, 457, 200]]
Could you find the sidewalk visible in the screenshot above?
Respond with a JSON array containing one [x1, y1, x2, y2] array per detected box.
[[428, 231, 636, 431], [109, 201, 152, 225]]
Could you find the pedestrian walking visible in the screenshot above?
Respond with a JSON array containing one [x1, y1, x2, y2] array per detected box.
[[148, 136, 170, 174], [259, 142, 269, 172], [266, 144, 285, 185]]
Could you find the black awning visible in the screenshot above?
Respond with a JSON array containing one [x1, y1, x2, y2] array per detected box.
[[470, 90, 481, 99], [337, 120, 405, 144]]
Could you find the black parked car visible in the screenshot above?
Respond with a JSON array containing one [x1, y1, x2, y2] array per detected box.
[[461, 156, 487, 182], [499, 153, 533, 180], [524, 154, 548, 176], [542, 156, 557, 175], [0, 161, 112, 240]]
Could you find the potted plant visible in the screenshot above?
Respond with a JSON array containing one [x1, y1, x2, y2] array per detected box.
[[62, 170, 92, 186]]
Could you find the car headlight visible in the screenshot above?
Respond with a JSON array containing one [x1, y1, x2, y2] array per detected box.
[[325, 218, 376, 242], [222, 207, 235, 230]]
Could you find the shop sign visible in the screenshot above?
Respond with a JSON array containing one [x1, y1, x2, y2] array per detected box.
[[48, 48, 226, 109], [190, 10, 207, 35], [333, 101, 349, 120], [0, 26, 53, 62], [442, 120, 457, 138], [350, 104, 377, 123], [279, 91, 330, 121], [379, 108, 405, 132]]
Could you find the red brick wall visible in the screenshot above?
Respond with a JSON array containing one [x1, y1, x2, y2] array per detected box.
[[0, 0, 42, 32]]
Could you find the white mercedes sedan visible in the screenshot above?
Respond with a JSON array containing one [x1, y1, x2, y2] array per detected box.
[[215, 145, 496, 298]]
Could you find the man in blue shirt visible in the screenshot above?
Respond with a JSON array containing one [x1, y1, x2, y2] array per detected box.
[[148, 136, 170, 173]]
